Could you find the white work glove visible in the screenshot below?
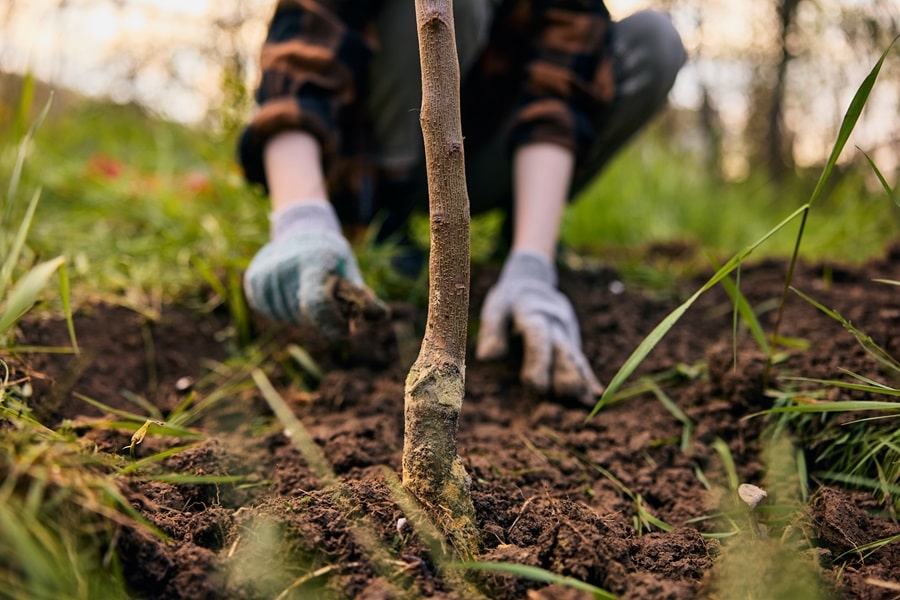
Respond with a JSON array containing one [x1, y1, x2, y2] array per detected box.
[[243, 201, 381, 342], [476, 251, 603, 404]]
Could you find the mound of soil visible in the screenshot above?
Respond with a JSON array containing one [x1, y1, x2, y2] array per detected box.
[[11, 245, 900, 599]]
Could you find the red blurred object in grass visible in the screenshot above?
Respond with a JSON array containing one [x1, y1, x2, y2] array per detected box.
[[183, 170, 212, 194], [86, 153, 124, 179]]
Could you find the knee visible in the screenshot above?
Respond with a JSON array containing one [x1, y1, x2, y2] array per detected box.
[[620, 10, 687, 92]]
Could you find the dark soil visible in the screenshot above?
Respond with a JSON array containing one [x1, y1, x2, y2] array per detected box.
[[10, 244, 900, 599]]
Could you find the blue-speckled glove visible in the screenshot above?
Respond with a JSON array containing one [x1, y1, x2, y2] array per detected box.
[[244, 201, 373, 342], [476, 251, 603, 403]]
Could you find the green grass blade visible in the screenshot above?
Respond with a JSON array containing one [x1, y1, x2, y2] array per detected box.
[[768, 35, 898, 368], [815, 471, 900, 496], [588, 204, 808, 418], [839, 533, 900, 561], [12, 71, 36, 143], [453, 562, 617, 599], [3, 93, 53, 246], [118, 443, 205, 475], [646, 379, 693, 453], [760, 399, 899, 414], [712, 438, 740, 494], [252, 369, 337, 486], [858, 148, 897, 207], [791, 287, 900, 373], [0, 504, 59, 586], [838, 368, 896, 390], [810, 36, 897, 211], [0, 255, 65, 337], [141, 473, 253, 485], [719, 270, 771, 355], [73, 393, 154, 423], [23, 89, 53, 143], [796, 447, 809, 504], [228, 268, 253, 345], [287, 344, 323, 381], [0, 188, 43, 300], [783, 375, 899, 395], [86, 420, 205, 439], [57, 261, 79, 353]]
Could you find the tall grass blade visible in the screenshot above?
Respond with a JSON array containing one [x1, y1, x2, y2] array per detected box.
[[719, 270, 771, 356], [784, 372, 899, 395], [57, 261, 79, 353], [815, 471, 900, 497], [2, 93, 52, 247], [0, 188, 43, 300], [646, 379, 694, 453], [768, 36, 898, 368], [796, 447, 809, 504], [761, 399, 898, 414], [837, 369, 898, 390], [791, 287, 900, 373], [252, 369, 336, 486], [839, 533, 900, 561], [454, 562, 617, 599], [287, 344, 323, 381], [712, 438, 740, 494], [589, 204, 808, 418], [74, 392, 155, 423], [118, 443, 205, 475], [12, 72, 36, 143], [143, 473, 253, 485], [858, 148, 897, 207]]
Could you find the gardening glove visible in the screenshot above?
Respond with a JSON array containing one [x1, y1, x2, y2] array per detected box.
[[476, 250, 603, 404], [243, 200, 380, 343]]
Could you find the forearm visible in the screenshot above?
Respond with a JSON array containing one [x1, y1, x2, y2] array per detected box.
[[510, 142, 574, 260], [264, 131, 329, 211]]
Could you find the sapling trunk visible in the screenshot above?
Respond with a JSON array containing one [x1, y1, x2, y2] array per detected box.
[[402, 0, 478, 556]]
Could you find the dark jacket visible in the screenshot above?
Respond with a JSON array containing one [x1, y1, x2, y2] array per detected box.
[[239, 0, 615, 204]]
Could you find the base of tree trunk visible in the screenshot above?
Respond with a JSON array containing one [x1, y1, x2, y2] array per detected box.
[[402, 360, 480, 558]]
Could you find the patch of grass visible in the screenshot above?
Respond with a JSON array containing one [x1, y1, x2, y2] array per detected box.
[[760, 291, 900, 513], [0, 399, 143, 598], [2, 97, 267, 318], [565, 125, 898, 268]]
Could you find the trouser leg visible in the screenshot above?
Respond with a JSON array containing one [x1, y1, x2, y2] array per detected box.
[[572, 10, 687, 191], [368, 0, 494, 173]]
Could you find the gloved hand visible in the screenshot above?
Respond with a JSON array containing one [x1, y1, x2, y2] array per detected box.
[[476, 251, 603, 404], [243, 201, 377, 342]]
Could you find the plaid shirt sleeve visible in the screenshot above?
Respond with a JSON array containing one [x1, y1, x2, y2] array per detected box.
[[238, 1, 376, 187], [510, 0, 615, 158]]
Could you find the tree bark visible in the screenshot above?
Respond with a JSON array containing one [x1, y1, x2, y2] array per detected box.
[[402, 0, 478, 556]]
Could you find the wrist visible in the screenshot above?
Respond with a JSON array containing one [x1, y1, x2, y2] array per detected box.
[[500, 250, 557, 288], [270, 199, 341, 240]]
